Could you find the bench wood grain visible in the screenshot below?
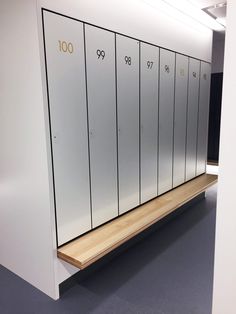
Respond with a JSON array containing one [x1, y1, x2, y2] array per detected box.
[[58, 174, 217, 269]]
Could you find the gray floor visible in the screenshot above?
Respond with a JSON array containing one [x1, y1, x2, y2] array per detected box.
[[0, 186, 217, 314]]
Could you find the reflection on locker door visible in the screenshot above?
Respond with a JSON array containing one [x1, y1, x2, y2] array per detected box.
[[85, 25, 118, 227], [140, 43, 159, 203], [173, 54, 188, 188], [116, 35, 140, 214], [186, 58, 200, 181], [43, 11, 91, 245], [158, 49, 175, 195], [196, 62, 211, 175]]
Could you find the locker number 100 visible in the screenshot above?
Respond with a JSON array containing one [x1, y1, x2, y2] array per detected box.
[[58, 40, 74, 54]]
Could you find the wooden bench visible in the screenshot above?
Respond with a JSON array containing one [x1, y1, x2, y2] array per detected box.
[[58, 173, 217, 269]]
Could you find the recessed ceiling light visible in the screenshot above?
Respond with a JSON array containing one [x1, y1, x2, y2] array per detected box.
[[215, 2, 227, 9], [161, 0, 225, 31]]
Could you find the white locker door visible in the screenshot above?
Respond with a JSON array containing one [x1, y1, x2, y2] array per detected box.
[[85, 25, 118, 227], [173, 54, 188, 188], [140, 43, 159, 203], [43, 11, 91, 245], [196, 62, 211, 176], [186, 58, 200, 181], [116, 35, 140, 214], [158, 49, 175, 195]]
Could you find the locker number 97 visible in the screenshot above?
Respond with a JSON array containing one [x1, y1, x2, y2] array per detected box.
[[58, 40, 74, 54], [147, 61, 153, 69]]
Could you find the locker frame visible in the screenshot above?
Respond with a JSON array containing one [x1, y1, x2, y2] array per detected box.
[[196, 61, 211, 176], [139, 42, 160, 204], [41, 8, 211, 248], [172, 53, 189, 188], [185, 58, 201, 182], [42, 11, 93, 247], [84, 24, 119, 228], [158, 48, 176, 195], [116, 33, 140, 214]]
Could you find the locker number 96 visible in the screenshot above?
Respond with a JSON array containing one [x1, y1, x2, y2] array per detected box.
[[58, 40, 74, 54]]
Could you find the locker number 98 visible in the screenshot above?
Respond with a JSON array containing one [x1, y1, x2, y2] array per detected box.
[[58, 40, 74, 54], [125, 56, 132, 66]]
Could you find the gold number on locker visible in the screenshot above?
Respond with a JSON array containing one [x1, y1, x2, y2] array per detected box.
[[58, 40, 74, 54]]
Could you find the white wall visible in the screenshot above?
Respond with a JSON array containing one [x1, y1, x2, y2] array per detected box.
[[212, 1, 236, 313], [0, 0, 58, 299], [39, 0, 213, 62], [212, 32, 225, 73]]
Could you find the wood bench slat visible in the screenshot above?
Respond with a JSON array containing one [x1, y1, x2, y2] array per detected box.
[[58, 174, 217, 269]]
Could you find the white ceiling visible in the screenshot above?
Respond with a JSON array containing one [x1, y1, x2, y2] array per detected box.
[[189, 0, 227, 27], [191, 0, 227, 37], [159, 0, 227, 30], [189, 0, 226, 9]]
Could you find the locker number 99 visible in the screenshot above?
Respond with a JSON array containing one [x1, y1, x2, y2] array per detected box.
[[97, 49, 105, 59], [58, 40, 74, 54], [125, 56, 132, 66]]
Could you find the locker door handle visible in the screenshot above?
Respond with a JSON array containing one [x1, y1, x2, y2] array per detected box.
[[89, 129, 95, 138], [52, 133, 59, 144]]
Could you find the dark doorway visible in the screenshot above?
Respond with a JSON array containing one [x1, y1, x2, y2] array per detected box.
[[207, 72, 223, 164]]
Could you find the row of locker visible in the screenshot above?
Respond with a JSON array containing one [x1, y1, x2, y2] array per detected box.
[[43, 10, 211, 246]]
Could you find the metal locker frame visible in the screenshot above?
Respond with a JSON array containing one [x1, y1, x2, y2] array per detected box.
[[116, 34, 140, 214], [43, 9, 212, 245], [185, 58, 201, 181], [196, 62, 211, 175], [43, 11, 91, 246], [140, 42, 159, 203], [173, 54, 189, 188], [158, 49, 175, 195], [85, 24, 118, 228]]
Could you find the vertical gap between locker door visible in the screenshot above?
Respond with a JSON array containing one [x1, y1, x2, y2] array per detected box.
[[41, 10, 59, 247], [184, 57, 190, 182], [171, 53, 177, 189], [195, 61, 201, 177], [114, 33, 120, 215], [157, 50, 161, 196], [139, 41, 141, 205], [83, 23, 93, 229]]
